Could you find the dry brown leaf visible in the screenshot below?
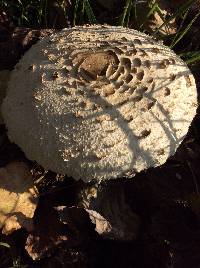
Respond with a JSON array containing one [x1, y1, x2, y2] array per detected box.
[[146, 0, 177, 36], [25, 201, 69, 260], [0, 28, 54, 70], [133, 0, 177, 36], [25, 201, 93, 260], [0, 161, 38, 235]]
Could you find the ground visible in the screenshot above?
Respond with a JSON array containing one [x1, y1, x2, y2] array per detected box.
[[0, 1, 200, 267]]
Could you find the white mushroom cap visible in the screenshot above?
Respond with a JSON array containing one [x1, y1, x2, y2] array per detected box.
[[0, 70, 10, 124], [2, 25, 197, 182]]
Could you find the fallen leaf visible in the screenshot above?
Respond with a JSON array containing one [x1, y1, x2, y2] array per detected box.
[[85, 209, 112, 235], [25, 202, 68, 260], [55, 205, 94, 241], [25, 201, 93, 260], [0, 28, 54, 70], [142, 0, 177, 36], [0, 161, 38, 235], [41, 249, 88, 268]]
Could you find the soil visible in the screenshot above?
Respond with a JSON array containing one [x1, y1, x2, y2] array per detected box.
[[1, 1, 200, 268]]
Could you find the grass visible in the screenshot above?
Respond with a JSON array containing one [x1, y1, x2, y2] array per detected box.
[[179, 50, 200, 64], [73, 0, 97, 26], [0, 0, 48, 26], [118, 0, 134, 27], [0, 242, 27, 267], [152, 0, 197, 36], [117, 0, 200, 64], [0, 0, 198, 43], [0, 0, 97, 27]]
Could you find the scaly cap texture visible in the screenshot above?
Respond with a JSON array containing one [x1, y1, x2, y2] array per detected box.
[[2, 25, 197, 182]]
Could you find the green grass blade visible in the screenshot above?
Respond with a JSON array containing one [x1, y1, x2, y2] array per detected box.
[[73, 0, 81, 26], [17, 0, 23, 5], [80, 0, 86, 23], [84, 0, 97, 24], [119, 0, 132, 26], [126, 1, 133, 27], [169, 9, 189, 48], [152, 0, 197, 36], [186, 53, 200, 64], [170, 10, 200, 48], [42, 0, 48, 27], [179, 50, 200, 64], [133, 0, 137, 24], [0, 242, 11, 248], [139, 2, 158, 29]]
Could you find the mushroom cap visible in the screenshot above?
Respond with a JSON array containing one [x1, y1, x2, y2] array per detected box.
[[2, 25, 197, 182], [0, 70, 10, 124]]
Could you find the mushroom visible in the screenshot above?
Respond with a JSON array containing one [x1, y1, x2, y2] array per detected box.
[[0, 70, 10, 124], [1, 25, 197, 239], [2, 25, 197, 182]]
